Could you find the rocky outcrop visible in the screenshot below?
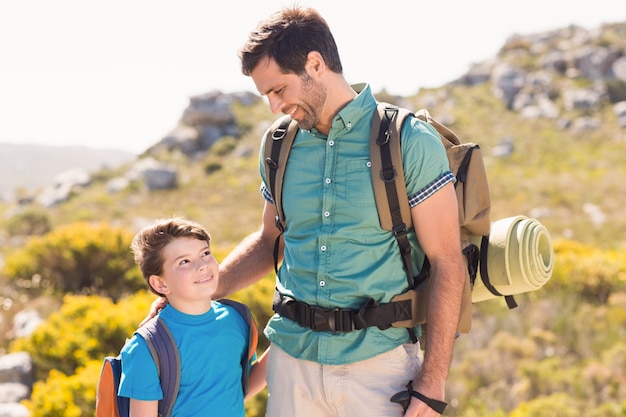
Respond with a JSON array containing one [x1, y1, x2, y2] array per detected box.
[[148, 90, 261, 158], [0, 353, 34, 417], [35, 168, 91, 208], [0, 312, 43, 416], [452, 23, 626, 130]]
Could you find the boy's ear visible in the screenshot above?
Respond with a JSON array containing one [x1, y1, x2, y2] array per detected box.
[[149, 275, 170, 295]]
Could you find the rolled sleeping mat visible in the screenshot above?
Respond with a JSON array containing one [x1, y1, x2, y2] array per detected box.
[[471, 215, 554, 303]]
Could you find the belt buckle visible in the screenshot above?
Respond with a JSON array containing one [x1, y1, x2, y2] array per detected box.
[[311, 306, 330, 331], [327, 307, 341, 333], [311, 306, 349, 332], [328, 307, 355, 332]]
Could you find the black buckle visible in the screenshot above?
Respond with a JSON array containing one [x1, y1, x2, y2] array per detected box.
[[274, 215, 284, 232], [462, 243, 479, 285], [393, 223, 408, 237], [265, 157, 278, 169], [380, 168, 397, 182], [272, 127, 287, 140], [305, 306, 355, 332]]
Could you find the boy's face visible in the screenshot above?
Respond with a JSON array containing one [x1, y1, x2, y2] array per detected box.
[[154, 236, 219, 305]]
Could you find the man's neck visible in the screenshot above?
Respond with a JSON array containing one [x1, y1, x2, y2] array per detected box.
[[315, 75, 358, 135]]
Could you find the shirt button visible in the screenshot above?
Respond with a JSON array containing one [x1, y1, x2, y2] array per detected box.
[[324, 211, 330, 217], [366, 161, 372, 167], [321, 245, 327, 251], [328, 140, 335, 147], [319, 281, 326, 287], [325, 178, 332, 184]]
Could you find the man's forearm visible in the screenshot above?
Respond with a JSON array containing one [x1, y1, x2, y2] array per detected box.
[[216, 230, 276, 299], [416, 257, 465, 393]]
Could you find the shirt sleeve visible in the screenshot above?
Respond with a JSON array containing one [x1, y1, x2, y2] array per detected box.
[[118, 334, 163, 401], [400, 116, 454, 206]]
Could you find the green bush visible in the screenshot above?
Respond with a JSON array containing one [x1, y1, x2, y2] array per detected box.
[[549, 239, 626, 304], [509, 393, 584, 417], [10, 293, 154, 380], [203, 160, 222, 174], [2, 222, 145, 300], [5, 207, 51, 237], [211, 135, 238, 156], [22, 360, 101, 417]]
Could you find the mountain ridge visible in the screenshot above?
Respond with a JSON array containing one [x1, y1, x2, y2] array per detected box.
[[0, 143, 135, 196]]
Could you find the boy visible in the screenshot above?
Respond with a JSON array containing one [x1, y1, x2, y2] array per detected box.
[[119, 217, 267, 417]]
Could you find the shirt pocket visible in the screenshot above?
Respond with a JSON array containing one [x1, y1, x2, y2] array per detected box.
[[345, 159, 374, 207]]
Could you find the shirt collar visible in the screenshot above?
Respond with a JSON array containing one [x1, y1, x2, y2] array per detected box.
[[309, 83, 377, 137]]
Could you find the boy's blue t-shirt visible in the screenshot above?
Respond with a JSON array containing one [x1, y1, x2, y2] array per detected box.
[[118, 302, 249, 417]]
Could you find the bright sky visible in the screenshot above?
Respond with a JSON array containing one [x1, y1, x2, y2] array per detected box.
[[1, 0, 624, 154]]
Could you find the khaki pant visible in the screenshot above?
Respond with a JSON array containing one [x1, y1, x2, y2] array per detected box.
[[265, 342, 423, 417]]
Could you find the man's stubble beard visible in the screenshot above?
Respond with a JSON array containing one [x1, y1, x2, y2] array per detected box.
[[294, 73, 327, 131]]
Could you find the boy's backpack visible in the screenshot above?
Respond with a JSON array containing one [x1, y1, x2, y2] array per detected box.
[[96, 299, 258, 417], [264, 102, 492, 334], [95, 316, 179, 417]]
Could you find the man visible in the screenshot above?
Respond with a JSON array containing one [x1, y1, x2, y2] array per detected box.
[[213, 6, 466, 417]]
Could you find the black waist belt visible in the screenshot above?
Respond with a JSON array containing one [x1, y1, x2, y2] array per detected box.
[[272, 290, 413, 333]]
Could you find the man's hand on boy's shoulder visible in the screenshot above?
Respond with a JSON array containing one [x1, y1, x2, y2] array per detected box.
[[140, 296, 168, 326]]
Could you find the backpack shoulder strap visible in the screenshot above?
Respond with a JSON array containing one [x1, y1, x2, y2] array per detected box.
[[263, 115, 299, 273], [135, 317, 180, 417], [263, 115, 299, 231], [370, 102, 415, 287], [370, 102, 414, 232], [219, 299, 259, 395]]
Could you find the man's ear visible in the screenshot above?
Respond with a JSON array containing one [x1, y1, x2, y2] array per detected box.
[[149, 275, 170, 295], [305, 51, 326, 78]]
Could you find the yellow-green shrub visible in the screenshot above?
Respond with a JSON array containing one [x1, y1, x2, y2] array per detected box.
[[22, 360, 101, 417], [548, 239, 626, 304], [509, 393, 584, 417], [2, 222, 145, 300], [10, 293, 154, 380], [5, 207, 51, 237]]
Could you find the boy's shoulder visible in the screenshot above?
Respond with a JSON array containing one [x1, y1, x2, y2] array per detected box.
[[214, 299, 251, 323]]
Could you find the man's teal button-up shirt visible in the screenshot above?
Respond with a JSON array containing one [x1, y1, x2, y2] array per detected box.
[[259, 83, 453, 365]]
